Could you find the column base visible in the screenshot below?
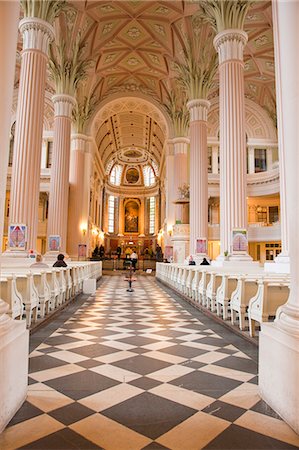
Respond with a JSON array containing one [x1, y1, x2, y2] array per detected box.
[[212, 258, 260, 270], [0, 301, 29, 432], [0, 252, 34, 267], [259, 322, 299, 434], [264, 252, 290, 274]]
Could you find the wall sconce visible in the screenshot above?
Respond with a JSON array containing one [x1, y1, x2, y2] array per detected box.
[[80, 223, 88, 236], [167, 225, 173, 237], [92, 228, 99, 236]]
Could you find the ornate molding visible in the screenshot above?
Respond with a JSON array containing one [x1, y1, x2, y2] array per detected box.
[[52, 94, 76, 118], [187, 99, 210, 122], [213, 29, 248, 64], [19, 17, 54, 54]]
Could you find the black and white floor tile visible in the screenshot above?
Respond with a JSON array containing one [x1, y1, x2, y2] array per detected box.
[[1, 275, 298, 450]]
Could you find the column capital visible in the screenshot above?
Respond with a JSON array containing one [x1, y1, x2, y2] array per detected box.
[[187, 99, 210, 122], [71, 133, 91, 152], [172, 137, 189, 155], [52, 94, 76, 118], [19, 17, 54, 55], [213, 29, 248, 64]]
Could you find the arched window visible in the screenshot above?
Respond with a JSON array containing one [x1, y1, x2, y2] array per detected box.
[[143, 165, 155, 186], [110, 164, 122, 185], [149, 197, 156, 234], [108, 195, 115, 233]]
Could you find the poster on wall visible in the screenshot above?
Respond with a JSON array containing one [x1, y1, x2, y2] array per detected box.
[[49, 235, 61, 251], [9, 224, 27, 250], [196, 238, 207, 254], [164, 245, 173, 261], [232, 228, 248, 253], [78, 244, 87, 259]]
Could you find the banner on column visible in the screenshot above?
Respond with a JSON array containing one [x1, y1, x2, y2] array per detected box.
[[8, 224, 27, 250], [232, 229, 248, 254], [49, 235, 61, 251], [78, 244, 87, 259], [164, 245, 173, 262], [196, 238, 207, 254]]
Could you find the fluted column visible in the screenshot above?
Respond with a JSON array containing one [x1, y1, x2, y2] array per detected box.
[[173, 137, 189, 223], [214, 30, 251, 260], [0, 2, 19, 252], [8, 17, 54, 252], [187, 99, 210, 256], [259, 2, 299, 433], [67, 134, 90, 259], [47, 94, 76, 254], [165, 141, 175, 242]]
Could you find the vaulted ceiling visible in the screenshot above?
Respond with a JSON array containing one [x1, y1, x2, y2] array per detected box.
[[14, 1, 276, 170]]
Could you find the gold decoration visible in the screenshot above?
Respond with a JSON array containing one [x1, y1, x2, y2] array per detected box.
[[21, 0, 65, 23], [198, 0, 253, 33], [49, 34, 92, 96], [164, 89, 189, 137], [72, 84, 101, 134], [173, 31, 218, 100]]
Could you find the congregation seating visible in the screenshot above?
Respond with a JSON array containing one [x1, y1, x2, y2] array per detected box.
[[0, 261, 102, 328], [156, 263, 290, 339]]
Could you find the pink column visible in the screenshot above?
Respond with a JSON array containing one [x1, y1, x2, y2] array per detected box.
[[165, 141, 175, 242], [187, 99, 210, 256], [8, 17, 54, 252], [259, 2, 299, 434], [173, 137, 189, 223], [47, 94, 76, 255], [67, 134, 90, 259], [272, 4, 289, 266], [214, 30, 251, 260], [0, 2, 19, 251]]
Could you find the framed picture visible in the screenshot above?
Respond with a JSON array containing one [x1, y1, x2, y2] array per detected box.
[[78, 244, 87, 258], [232, 228, 248, 253], [49, 235, 61, 251], [164, 245, 173, 261], [9, 224, 27, 250], [196, 238, 207, 254]]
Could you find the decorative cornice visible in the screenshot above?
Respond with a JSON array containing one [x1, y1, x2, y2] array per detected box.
[[213, 29, 248, 64], [52, 94, 76, 118], [187, 99, 211, 122], [19, 17, 54, 54]]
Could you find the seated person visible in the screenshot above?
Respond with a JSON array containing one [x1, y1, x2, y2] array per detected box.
[[30, 254, 48, 268], [200, 257, 210, 265], [53, 253, 67, 267], [188, 255, 196, 265]]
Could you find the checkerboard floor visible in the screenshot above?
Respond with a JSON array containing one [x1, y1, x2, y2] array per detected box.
[[1, 275, 298, 450]]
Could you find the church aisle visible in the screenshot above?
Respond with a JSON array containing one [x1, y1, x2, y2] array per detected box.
[[1, 275, 298, 450]]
